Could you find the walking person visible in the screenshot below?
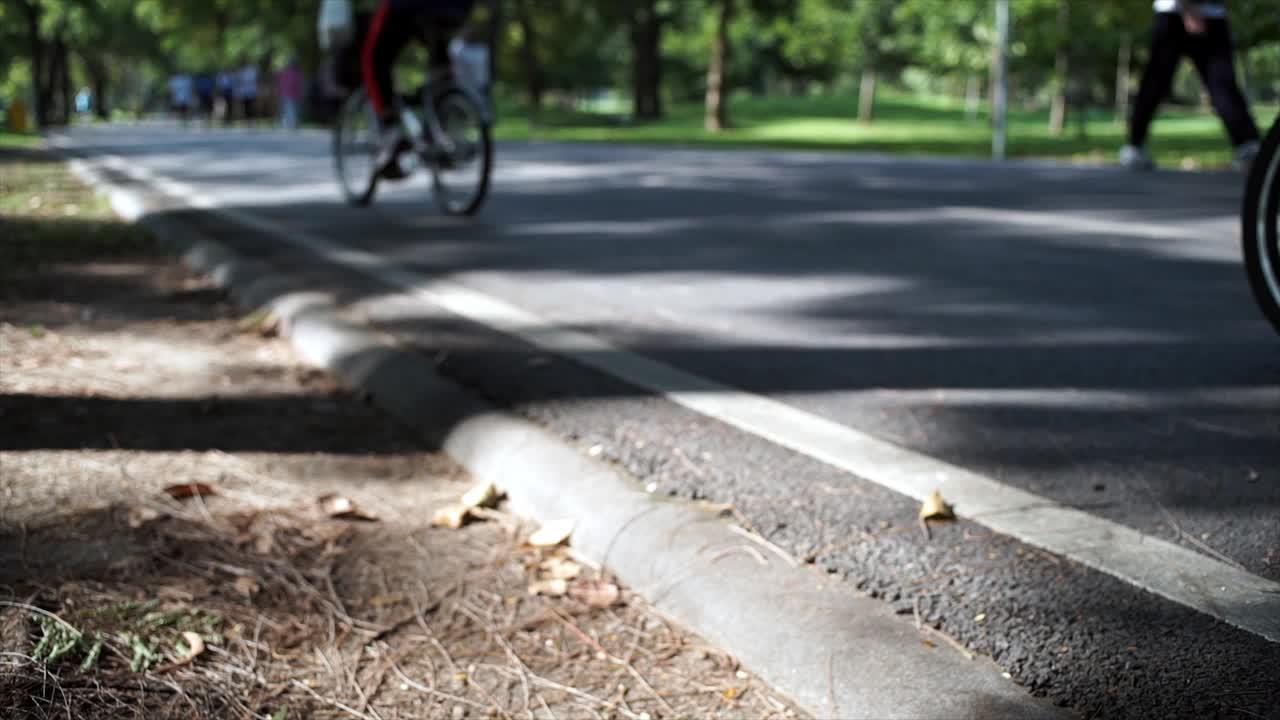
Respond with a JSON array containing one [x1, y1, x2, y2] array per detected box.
[[1120, 0, 1261, 171], [168, 73, 193, 127], [217, 70, 236, 126], [236, 58, 260, 128], [277, 58, 305, 131]]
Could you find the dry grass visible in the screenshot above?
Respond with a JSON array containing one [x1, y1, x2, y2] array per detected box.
[[0, 145, 807, 720]]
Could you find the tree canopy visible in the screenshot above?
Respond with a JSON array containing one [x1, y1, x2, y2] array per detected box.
[[4, 0, 1279, 130]]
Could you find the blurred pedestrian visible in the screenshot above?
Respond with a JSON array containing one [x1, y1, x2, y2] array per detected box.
[[217, 70, 236, 126], [448, 24, 490, 98], [194, 72, 216, 126], [168, 73, 193, 126], [278, 58, 305, 130], [236, 58, 260, 128], [1120, 0, 1261, 171]]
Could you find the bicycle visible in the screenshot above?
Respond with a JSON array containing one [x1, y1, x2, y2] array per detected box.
[[1241, 113, 1280, 334], [332, 53, 492, 216]]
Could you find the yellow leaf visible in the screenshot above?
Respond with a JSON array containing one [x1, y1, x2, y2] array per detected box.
[[432, 504, 472, 529], [319, 494, 378, 522], [568, 579, 621, 608], [919, 489, 954, 521], [528, 518, 575, 547], [696, 501, 735, 517], [528, 578, 569, 597], [722, 687, 741, 701], [539, 556, 582, 581], [461, 481, 502, 510]]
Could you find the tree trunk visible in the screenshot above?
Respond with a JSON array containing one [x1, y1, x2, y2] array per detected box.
[[84, 54, 110, 120], [485, 0, 503, 92], [1049, 0, 1070, 136], [1114, 37, 1131, 125], [857, 66, 877, 125], [513, 0, 544, 113], [631, 0, 663, 120], [57, 37, 72, 125], [704, 0, 733, 132], [19, 0, 49, 127]]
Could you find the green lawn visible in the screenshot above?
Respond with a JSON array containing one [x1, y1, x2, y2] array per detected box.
[[495, 91, 1278, 170], [0, 130, 42, 150]]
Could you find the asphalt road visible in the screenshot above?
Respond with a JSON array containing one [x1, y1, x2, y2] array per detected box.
[[54, 124, 1280, 719]]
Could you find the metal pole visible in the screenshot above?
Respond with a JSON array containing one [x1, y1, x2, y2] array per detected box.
[[993, 0, 1010, 160]]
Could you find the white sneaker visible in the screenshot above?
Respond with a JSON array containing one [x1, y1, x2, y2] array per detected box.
[[1232, 141, 1261, 172], [1119, 144, 1155, 171]]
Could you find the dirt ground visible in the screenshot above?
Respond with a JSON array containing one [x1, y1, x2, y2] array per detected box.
[[0, 147, 808, 720]]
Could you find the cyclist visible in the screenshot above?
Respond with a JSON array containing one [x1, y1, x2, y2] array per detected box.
[[362, 0, 476, 178]]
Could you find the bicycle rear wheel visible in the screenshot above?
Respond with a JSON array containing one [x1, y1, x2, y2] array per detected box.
[[333, 89, 379, 207], [1242, 116, 1280, 334], [429, 89, 492, 217]]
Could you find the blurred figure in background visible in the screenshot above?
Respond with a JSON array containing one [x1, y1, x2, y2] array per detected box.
[[449, 24, 490, 99], [236, 58, 260, 128], [217, 70, 236, 126], [1120, 0, 1261, 171], [193, 72, 216, 126], [74, 88, 92, 117], [168, 72, 193, 126], [278, 58, 305, 130]]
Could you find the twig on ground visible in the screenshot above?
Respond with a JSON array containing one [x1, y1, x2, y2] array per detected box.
[[391, 663, 487, 711], [290, 679, 379, 720], [547, 606, 675, 717], [726, 525, 799, 568], [0, 600, 80, 634]]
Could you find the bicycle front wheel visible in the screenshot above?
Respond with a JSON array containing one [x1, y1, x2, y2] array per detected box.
[[429, 89, 492, 217], [1242, 116, 1280, 335], [333, 89, 380, 207]]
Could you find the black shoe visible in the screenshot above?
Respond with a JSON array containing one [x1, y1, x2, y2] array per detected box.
[[375, 125, 410, 180]]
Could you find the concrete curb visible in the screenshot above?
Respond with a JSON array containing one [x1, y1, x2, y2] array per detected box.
[[63, 151, 1071, 720]]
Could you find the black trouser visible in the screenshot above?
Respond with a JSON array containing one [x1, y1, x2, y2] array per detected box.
[[1130, 13, 1260, 148], [363, 0, 467, 120]]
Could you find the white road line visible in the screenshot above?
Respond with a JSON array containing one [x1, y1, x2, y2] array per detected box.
[[73, 145, 1280, 643]]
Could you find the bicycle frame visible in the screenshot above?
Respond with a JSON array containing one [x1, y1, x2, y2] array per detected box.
[[398, 70, 492, 163]]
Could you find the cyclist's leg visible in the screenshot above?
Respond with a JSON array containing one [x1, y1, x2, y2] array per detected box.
[[361, 0, 417, 124]]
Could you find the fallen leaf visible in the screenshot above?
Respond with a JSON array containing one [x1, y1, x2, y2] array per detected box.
[[432, 504, 472, 529], [128, 506, 162, 528], [163, 483, 217, 500], [721, 687, 741, 701], [919, 489, 954, 521], [539, 556, 582, 581], [568, 579, 621, 608], [161, 632, 205, 670], [528, 578, 569, 597], [234, 576, 261, 597], [238, 309, 279, 338], [528, 518, 575, 547], [461, 481, 502, 510], [319, 494, 379, 522], [696, 501, 735, 517]]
